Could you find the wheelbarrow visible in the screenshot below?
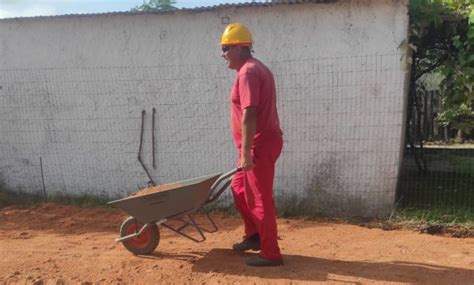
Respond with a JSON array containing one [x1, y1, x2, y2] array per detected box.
[[108, 168, 240, 255]]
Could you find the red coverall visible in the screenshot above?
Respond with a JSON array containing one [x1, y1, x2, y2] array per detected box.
[[230, 58, 283, 261]]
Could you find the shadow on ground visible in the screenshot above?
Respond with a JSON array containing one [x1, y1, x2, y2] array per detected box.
[[192, 248, 474, 283]]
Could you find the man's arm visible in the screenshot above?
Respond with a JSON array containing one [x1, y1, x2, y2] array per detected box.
[[241, 107, 257, 171]]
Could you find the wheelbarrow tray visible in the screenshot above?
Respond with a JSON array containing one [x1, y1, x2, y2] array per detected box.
[[108, 173, 221, 224]]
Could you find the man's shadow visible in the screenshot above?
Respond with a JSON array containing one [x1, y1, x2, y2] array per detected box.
[[191, 248, 474, 284]]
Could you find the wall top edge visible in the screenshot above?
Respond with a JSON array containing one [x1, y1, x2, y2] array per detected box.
[[0, 0, 407, 22]]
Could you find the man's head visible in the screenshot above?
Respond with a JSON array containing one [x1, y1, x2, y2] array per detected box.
[[220, 23, 253, 70]]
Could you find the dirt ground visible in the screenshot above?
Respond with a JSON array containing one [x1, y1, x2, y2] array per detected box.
[[1, 203, 473, 285]]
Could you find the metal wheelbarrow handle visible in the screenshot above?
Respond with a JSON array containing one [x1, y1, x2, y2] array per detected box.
[[206, 167, 242, 203]]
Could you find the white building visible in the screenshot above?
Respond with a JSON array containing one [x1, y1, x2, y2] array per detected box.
[[0, 0, 410, 217]]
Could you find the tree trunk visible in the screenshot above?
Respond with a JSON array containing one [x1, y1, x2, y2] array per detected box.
[[455, 129, 464, 143]]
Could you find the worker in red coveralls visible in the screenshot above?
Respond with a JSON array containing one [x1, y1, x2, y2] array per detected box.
[[220, 23, 284, 267]]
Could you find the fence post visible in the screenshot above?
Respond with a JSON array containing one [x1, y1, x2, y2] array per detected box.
[[39, 157, 47, 201]]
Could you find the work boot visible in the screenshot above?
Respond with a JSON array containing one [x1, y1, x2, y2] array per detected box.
[[232, 234, 260, 252], [245, 255, 283, 267]]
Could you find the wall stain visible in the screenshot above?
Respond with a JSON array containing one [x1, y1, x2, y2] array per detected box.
[[276, 153, 390, 218]]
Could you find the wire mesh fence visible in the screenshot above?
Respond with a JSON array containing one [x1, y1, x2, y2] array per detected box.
[[397, 145, 474, 212], [1, 64, 235, 198], [397, 84, 474, 213], [0, 54, 422, 216]]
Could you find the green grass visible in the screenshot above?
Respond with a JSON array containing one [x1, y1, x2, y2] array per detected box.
[[0, 189, 43, 208], [397, 151, 474, 233], [400, 172, 473, 209], [392, 207, 474, 226], [399, 149, 474, 211], [0, 189, 110, 209], [450, 155, 474, 174], [426, 152, 474, 175], [387, 207, 474, 237]]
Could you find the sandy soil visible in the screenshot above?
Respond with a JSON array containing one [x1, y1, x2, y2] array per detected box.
[[129, 182, 184, 197], [1, 203, 473, 285]]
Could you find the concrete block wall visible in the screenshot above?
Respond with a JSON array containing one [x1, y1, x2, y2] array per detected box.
[[0, 0, 409, 217]]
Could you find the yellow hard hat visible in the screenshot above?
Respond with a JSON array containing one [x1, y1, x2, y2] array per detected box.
[[220, 23, 253, 46]]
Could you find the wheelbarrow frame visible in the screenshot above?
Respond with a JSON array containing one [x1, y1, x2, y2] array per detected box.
[[108, 168, 239, 248]]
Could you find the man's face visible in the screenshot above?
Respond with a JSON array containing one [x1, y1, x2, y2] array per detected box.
[[221, 45, 240, 70]]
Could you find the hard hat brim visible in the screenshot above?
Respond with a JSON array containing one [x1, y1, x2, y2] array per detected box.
[[220, 41, 253, 46]]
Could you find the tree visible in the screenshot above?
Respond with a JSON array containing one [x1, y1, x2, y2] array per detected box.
[[408, 0, 474, 143], [131, 0, 177, 12]]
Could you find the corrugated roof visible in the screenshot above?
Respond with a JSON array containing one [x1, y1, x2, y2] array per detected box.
[[183, 0, 335, 12], [0, 0, 336, 21]]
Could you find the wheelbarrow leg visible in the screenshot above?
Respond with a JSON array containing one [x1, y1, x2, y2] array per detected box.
[[203, 212, 218, 233], [187, 214, 206, 241], [174, 212, 218, 233], [160, 214, 210, 243]]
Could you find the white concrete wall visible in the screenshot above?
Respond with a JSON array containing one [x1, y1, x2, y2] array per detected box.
[[0, 0, 409, 217]]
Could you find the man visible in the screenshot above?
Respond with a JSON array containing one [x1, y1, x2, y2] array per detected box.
[[220, 23, 284, 267]]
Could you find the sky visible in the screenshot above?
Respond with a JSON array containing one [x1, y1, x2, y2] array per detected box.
[[0, 0, 252, 19]]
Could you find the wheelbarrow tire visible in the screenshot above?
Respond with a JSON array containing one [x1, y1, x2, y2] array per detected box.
[[119, 216, 160, 255]]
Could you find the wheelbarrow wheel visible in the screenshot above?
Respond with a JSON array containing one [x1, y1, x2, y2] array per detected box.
[[119, 216, 160, 255]]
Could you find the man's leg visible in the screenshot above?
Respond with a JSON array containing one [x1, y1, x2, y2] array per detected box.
[[231, 170, 258, 239], [244, 136, 283, 262]]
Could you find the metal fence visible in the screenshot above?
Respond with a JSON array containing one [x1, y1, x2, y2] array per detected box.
[[1, 54, 418, 216], [398, 85, 474, 212], [397, 146, 474, 212]]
